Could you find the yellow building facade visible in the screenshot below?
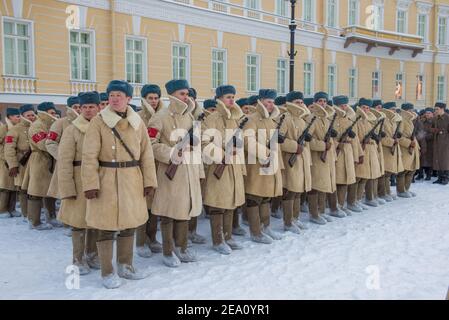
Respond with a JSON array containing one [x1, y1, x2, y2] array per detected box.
[[1, 0, 449, 110]]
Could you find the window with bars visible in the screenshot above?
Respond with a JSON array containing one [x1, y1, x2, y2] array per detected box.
[[437, 75, 446, 102], [3, 19, 32, 76], [395, 73, 405, 100], [277, 59, 288, 95], [125, 37, 145, 84], [372, 71, 381, 98], [396, 10, 407, 33], [438, 17, 447, 46], [348, 68, 357, 99], [348, 0, 359, 26], [328, 65, 337, 97], [212, 49, 226, 89], [416, 74, 425, 100], [304, 62, 314, 96], [172, 43, 189, 80], [70, 30, 94, 81], [327, 0, 337, 27], [246, 54, 259, 92]]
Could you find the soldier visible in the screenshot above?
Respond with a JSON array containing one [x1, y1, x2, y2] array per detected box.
[[0, 108, 21, 218], [22, 102, 58, 230], [82, 80, 158, 289], [431, 103, 449, 185], [354, 99, 382, 208], [57, 92, 101, 275], [99, 92, 109, 110], [247, 95, 259, 108], [236, 98, 255, 115], [332, 95, 361, 215], [148, 79, 204, 267], [4, 104, 36, 220], [306, 92, 338, 224], [378, 102, 404, 201], [134, 84, 165, 258], [280, 91, 312, 233], [201, 85, 245, 254], [203, 99, 217, 116], [397, 103, 420, 197], [416, 108, 434, 181], [243, 89, 284, 243], [369, 107, 387, 206]]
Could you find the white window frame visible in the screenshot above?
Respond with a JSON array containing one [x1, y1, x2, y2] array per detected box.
[[276, 58, 288, 95], [438, 16, 448, 46], [2, 16, 35, 78], [416, 74, 426, 101], [124, 35, 147, 85], [69, 28, 96, 82], [372, 3, 384, 31], [417, 13, 429, 43], [208, 0, 230, 14], [211, 48, 227, 89], [348, 68, 358, 99], [246, 53, 260, 93], [172, 42, 190, 82], [326, 0, 339, 28], [348, 0, 359, 26], [372, 70, 382, 99], [327, 64, 337, 98], [275, 0, 290, 24], [437, 75, 446, 102], [396, 9, 408, 34], [303, 62, 315, 97], [302, 0, 316, 23], [395, 72, 405, 101], [244, 0, 262, 20]]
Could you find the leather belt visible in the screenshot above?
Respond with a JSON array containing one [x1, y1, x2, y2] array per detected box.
[[73, 161, 82, 166], [99, 160, 140, 168]]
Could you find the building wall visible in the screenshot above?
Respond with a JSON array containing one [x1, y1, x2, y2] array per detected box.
[[1, 0, 449, 112]]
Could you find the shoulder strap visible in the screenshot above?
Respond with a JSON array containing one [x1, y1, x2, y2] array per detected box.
[[111, 127, 136, 161]]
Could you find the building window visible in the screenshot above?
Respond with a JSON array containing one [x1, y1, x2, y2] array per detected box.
[[275, 0, 288, 16], [372, 71, 381, 98], [246, 54, 259, 92], [348, 68, 357, 99], [372, 4, 384, 30], [396, 10, 407, 34], [395, 73, 405, 100], [276, 59, 288, 95], [125, 37, 146, 84], [212, 49, 227, 89], [438, 17, 447, 46], [304, 62, 314, 97], [327, 0, 338, 27], [303, 0, 315, 22], [245, 0, 261, 19], [417, 14, 428, 42], [3, 19, 33, 77], [328, 65, 337, 97], [437, 75, 446, 102], [172, 43, 189, 80], [70, 30, 94, 81], [348, 0, 359, 26], [416, 74, 425, 100]]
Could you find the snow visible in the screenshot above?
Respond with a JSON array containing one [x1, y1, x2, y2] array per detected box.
[[1, 181, 448, 300]]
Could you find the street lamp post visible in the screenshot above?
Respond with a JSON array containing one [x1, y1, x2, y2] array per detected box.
[[287, 0, 297, 92]]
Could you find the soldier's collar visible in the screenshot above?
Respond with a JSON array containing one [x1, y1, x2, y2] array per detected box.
[[168, 95, 195, 116], [66, 107, 79, 122], [100, 105, 142, 130], [256, 100, 280, 119], [216, 99, 244, 120], [72, 114, 90, 133], [285, 102, 310, 119], [141, 97, 164, 116], [37, 110, 58, 126], [20, 116, 32, 126]]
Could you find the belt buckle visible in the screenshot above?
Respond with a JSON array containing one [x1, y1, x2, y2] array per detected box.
[[118, 162, 126, 168]]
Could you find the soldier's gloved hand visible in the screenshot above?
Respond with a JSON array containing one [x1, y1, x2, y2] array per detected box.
[[296, 144, 304, 155], [304, 133, 313, 142], [409, 140, 416, 148], [371, 133, 379, 143], [348, 130, 356, 139], [9, 167, 19, 177], [330, 129, 338, 138], [396, 132, 402, 139], [144, 187, 154, 198], [84, 189, 99, 199], [278, 134, 286, 144], [380, 131, 387, 138], [358, 155, 364, 165]]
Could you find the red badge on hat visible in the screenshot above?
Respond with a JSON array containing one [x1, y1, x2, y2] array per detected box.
[[148, 127, 159, 138], [5, 136, 14, 144]]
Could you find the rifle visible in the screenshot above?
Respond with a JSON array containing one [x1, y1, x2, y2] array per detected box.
[[213, 117, 249, 179], [165, 113, 206, 180], [261, 114, 286, 167], [18, 149, 32, 166], [288, 116, 316, 167], [320, 112, 338, 162], [361, 118, 384, 150], [336, 115, 362, 156], [408, 123, 418, 155], [390, 121, 402, 155]]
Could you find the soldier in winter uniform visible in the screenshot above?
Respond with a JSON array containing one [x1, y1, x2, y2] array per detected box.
[[431, 103, 449, 185]]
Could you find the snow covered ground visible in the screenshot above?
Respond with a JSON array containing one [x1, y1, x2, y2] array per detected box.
[[1, 180, 448, 300]]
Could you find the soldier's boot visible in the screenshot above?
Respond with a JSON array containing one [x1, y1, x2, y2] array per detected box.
[[136, 223, 152, 258], [293, 195, 308, 229], [18, 191, 28, 220], [241, 206, 249, 226], [364, 180, 379, 207], [425, 168, 432, 181], [161, 218, 180, 268], [415, 168, 424, 180], [405, 171, 417, 197], [396, 173, 411, 197], [117, 234, 151, 280], [320, 192, 333, 222], [232, 209, 247, 236], [188, 217, 206, 244], [28, 197, 52, 230], [44, 197, 62, 227], [347, 183, 363, 213], [146, 213, 162, 253], [260, 202, 282, 240], [246, 206, 272, 244], [282, 200, 301, 234], [329, 191, 346, 218], [441, 171, 449, 185], [7, 191, 20, 217], [433, 171, 444, 184], [97, 240, 123, 289], [308, 192, 326, 225], [210, 213, 231, 255], [0, 191, 11, 218], [174, 220, 198, 263], [85, 229, 100, 269], [71, 229, 90, 275], [270, 196, 282, 219], [224, 210, 242, 250]]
